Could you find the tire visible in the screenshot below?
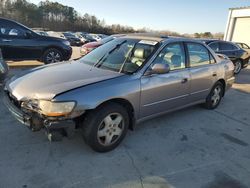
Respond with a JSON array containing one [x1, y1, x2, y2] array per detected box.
[[42, 48, 63, 64], [203, 82, 224, 110], [234, 60, 242, 74], [82, 103, 129, 152]]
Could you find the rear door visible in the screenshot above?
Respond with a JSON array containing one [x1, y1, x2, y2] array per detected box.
[[140, 42, 191, 118], [186, 42, 218, 102]]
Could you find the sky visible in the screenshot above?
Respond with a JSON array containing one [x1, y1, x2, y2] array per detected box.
[[29, 0, 250, 33]]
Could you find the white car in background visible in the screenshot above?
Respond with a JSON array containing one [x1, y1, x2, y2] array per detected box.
[[89, 34, 102, 41]]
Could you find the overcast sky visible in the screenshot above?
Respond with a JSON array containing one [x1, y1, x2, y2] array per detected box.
[[29, 0, 250, 33]]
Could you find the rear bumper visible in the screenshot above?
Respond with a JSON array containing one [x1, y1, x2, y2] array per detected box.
[[3, 91, 75, 131]]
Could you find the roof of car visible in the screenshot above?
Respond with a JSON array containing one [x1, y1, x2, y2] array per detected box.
[[122, 33, 169, 42]]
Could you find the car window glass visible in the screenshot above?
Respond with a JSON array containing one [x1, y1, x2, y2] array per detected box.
[[152, 43, 185, 71], [81, 39, 157, 74], [220, 42, 237, 51], [0, 26, 25, 37], [208, 42, 219, 51], [187, 43, 210, 67]]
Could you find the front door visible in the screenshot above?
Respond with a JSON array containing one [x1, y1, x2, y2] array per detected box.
[[140, 42, 190, 118]]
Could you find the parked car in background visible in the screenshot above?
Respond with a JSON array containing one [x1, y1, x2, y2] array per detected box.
[[47, 31, 66, 39], [80, 34, 124, 56], [202, 39, 250, 74], [78, 33, 97, 43], [236, 42, 250, 53], [0, 18, 72, 64], [36, 31, 49, 36], [0, 48, 8, 83], [89, 33, 102, 41], [62, 32, 83, 46], [98, 34, 108, 39], [4, 35, 235, 152]]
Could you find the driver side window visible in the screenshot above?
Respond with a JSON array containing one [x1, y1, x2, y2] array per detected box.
[[152, 43, 186, 71]]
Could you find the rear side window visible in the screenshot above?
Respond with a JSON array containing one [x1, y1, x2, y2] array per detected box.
[[208, 42, 219, 52], [187, 43, 212, 67], [219, 42, 238, 51], [152, 43, 186, 71], [0, 21, 26, 38]]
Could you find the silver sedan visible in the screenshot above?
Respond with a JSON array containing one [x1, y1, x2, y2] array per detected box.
[[3, 35, 235, 152]]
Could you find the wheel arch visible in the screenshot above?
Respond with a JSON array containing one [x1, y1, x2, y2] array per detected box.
[[40, 46, 64, 61], [217, 79, 226, 96], [92, 98, 136, 131]]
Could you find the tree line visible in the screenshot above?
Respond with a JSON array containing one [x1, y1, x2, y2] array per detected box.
[[0, 0, 224, 38], [0, 0, 135, 34]]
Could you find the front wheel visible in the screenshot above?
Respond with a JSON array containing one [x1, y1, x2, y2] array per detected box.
[[234, 60, 242, 74], [203, 82, 224, 110], [82, 103, 129, 152], [42, 48, 63, 64]]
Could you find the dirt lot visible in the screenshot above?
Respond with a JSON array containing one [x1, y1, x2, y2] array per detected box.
[[0, 61, 250, 188]]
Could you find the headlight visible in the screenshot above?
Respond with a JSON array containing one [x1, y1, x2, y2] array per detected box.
[[63, 40, 70, 46], [38, 100, 76, 117]]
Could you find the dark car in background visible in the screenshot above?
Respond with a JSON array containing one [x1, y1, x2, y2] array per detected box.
[[236, 42, 250, 53], [0, 18, 72, 64], [62, 32, 83, 46], [77, 33, 97, 43], [0, 48, 8, 83], [202, 40, 250, 74], [80, 34, 124, 56]]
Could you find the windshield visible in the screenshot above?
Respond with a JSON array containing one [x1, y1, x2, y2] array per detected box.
[[80, 38, 158, 74]]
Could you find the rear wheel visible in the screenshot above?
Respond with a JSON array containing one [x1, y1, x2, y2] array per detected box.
[[42, 48, 63, 64], [204, 82, 224, 110], [82, 103, 129, 152], [234, 60, 242, 74]]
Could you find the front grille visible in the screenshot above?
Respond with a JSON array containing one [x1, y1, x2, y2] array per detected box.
[[5, 90, 21, 109]]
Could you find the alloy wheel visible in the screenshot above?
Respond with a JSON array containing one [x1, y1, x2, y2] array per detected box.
[[97, 113, 124, 146], [46, 51, 61, 63], [234, 61, 242, 74], [211, 86, 222, 107]]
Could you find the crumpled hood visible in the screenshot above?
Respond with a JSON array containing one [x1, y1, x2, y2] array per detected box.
[[7, 61, 123, 101]]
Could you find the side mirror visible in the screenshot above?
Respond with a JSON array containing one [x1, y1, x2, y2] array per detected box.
[[145, 63, 170, 75]]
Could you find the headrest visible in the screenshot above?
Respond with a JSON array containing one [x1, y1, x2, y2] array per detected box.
[[171, 55, 181, 64], [133, 49, 144, 59], [164, 52, 174, 61]]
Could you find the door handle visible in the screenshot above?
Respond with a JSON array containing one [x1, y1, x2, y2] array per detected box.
[[2, 39, 12, 42], [181, 78, 188, 84], [212, 72, 217, 77]]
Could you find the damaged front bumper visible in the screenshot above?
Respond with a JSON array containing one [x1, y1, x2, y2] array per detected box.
[[3, 91, 75, 132]]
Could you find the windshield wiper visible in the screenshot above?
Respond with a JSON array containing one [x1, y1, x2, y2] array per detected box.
[[92, 40, 127, 69], [119, 43, 136, 73]]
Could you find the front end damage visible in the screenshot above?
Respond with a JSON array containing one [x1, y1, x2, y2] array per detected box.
[[3, 89, 79, 141]]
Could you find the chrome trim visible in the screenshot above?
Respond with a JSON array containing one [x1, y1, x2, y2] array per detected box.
[[143, 94, 188, 107], [190, 89, 210, 95]]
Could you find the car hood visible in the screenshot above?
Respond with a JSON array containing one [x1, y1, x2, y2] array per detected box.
[[7, 61, 123, 101]]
